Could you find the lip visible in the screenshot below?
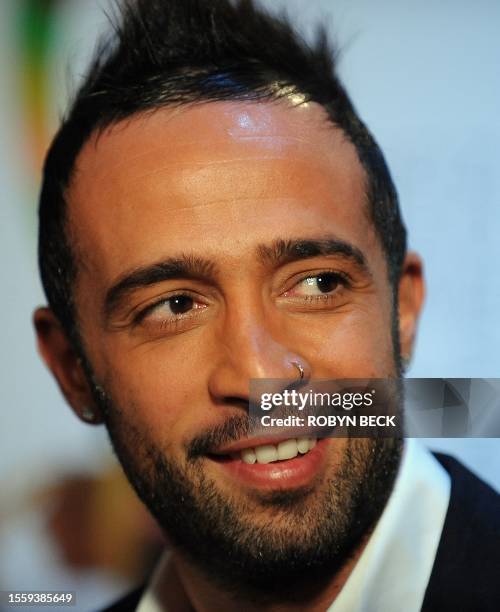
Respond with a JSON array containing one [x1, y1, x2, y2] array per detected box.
[[208, 438, 330, 490]]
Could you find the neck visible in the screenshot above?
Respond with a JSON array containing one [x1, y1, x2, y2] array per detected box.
[[153, 535, 370, 612]]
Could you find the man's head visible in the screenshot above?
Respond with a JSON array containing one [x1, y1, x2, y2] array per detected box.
[[34, 0, 424, 601]]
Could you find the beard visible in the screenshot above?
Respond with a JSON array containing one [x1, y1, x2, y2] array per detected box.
[[78, 304, 404, 603], [83, 368, 403, 604]]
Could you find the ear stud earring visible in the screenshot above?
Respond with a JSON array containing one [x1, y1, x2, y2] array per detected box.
[[401, 355, 411, 373], [81, 406, 95, 421]]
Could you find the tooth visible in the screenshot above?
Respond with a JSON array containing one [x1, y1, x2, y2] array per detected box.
[[297, 437, 310, 454], [241, 448, 257, 464], [277, 439, 298, 460], [308, 438, 317, 450], [255, 444, 279, 464]]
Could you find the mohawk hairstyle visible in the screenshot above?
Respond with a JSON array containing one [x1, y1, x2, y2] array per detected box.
[[38, 0, 406, 345]]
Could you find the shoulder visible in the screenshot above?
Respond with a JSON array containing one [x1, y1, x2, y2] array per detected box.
[[99, 586, 145, 612], [422, 453, 500, 611]]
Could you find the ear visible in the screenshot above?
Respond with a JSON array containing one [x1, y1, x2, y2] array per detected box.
[[33, 307, 103, 424], [398, 252, 425, 366]]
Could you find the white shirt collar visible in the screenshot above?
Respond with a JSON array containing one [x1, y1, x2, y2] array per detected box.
[[329, 439, 451, 612], [138, 439, 450, 612]]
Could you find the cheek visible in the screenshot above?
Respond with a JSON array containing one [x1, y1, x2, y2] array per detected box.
[[97, 339, 212, 451], [289, 302, 396, 379]]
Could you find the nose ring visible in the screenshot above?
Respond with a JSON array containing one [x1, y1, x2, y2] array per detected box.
[[292, 361, 305, 380]]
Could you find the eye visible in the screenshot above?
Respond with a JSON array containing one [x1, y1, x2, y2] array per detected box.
[[290, 272, 346, 298], [278, 270, 351, 311], [136, 292, 206, 327], [298, 273, 341, 296], [167, 295, 195, 315]]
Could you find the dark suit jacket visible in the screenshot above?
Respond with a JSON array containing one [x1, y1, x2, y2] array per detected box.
[[421, 453, 500, 611], [101, 454, 500, 611]]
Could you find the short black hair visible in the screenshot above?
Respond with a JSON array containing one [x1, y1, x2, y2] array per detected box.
[[38, 0, 406, 345]]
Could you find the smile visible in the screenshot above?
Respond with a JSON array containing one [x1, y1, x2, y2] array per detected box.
[[234, 437, 318, 464], [208, 436, 329, 489]]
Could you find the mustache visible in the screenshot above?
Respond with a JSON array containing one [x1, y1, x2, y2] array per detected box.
[[187, 414, 251, 460]]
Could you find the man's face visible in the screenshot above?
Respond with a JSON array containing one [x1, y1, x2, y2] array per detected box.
[[61, 100, 405, 592]]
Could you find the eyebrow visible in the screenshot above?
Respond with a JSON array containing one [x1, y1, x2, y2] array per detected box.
[[258, 237, 370, 272], [104, 256, 217, 320], [103, 236, 371, 321]]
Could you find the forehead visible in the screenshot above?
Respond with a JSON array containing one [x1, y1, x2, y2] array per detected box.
[[68, 100, 372, 279]]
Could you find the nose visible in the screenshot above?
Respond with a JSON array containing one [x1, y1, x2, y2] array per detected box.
[[207, 309, 310, 406]]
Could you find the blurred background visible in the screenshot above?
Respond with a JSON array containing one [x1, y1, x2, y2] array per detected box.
[[0, 0, 499, 610]]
